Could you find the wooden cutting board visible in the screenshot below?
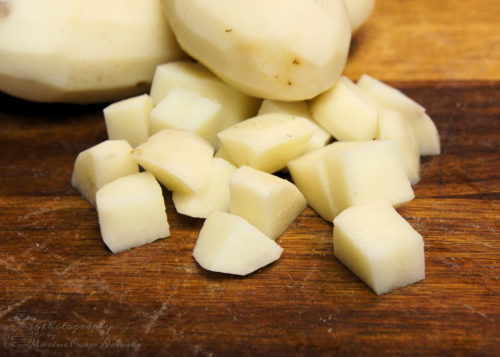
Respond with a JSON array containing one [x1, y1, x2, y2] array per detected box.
[[0, 0, 499, 355]]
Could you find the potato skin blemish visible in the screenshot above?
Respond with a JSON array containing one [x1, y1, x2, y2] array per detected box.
[[0, 0, 10, 18]]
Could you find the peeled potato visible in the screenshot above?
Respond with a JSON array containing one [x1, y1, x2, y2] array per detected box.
[[162, 0, 351, 101], [343, 0, 375, 32], [0, 0, 184, 103]]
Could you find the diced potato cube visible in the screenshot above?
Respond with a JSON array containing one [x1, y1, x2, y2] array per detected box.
[[230, 166, 306, 240], [217, 113, 317, 173], [71, 140, 139, 207], [377, 108, 421, 185], [407, 112, 441, 156], [288, 141, 365, 222], [325, 140, 414, 212], [356, 74, 440, 156], [96, 172, 170, 254], [357, 74, 425, 113], [132, 129, 214, 194], [333, 199, 425, 295], [258, 99, 332, 153], [173, 158, 237, 218], [311, 76, 378, 141], [150, 87, 222, 147], [193, 211, 283, 276], [103, 94, 153, 148], [150, 61, 261, 139]]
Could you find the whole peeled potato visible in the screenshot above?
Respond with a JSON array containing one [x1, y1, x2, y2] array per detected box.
[[0, 0, 184, 103], [162, 0, 351, 101]]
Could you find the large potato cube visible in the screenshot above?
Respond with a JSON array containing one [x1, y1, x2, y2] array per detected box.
[[333, 200, 425, 295], [311, 76, 378, 141], [96, 172, 170, 254], [193, 211, 283, 276], [71, 140, 139, 207], [173, 158, 237, 218], [288, 141, 365, 222], [132, 129, 214, 194], [325, 140, 414, 212], [103, 94, 153, 148], [217, 113, 317, 173], [377, 108, 421, 185], [150, 61, 260, 138], [150, 87, 222, 146], [230, 166, 306, 240]]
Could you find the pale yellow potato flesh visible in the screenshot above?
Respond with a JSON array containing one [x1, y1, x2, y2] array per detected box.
[[357, 74, 426, 112], [0, 0, 184, 103], [325, 140, 415, 213], [406, 112, 441, 156], [193, 211, 283, 276], [333, 199, 425, 295], [343, 0, 376, 32], [96, 172, 170, 254], [172, 158, 237, 219], [288, 142, 366, 222], [229, 166, 306, 240], [71, 140, 139, 207], [258, 99, 332, 154], [132, 129, 214, 194], [162, 0, 351, 101], [356, 74, 440, 156], [103, 94, 153, 148], [377, 108, 421, 185], [217, 113, 317, 173], [150, 87, 222, 147], [311, 76, 379, 141], [149, 61, 261, 144]]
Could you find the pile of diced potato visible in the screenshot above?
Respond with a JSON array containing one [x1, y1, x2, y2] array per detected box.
[[72, 57, 440, 295]]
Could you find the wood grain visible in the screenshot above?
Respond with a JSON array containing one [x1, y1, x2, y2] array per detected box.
[[344, 0, 500, 81], [0, 1, 499, 356]]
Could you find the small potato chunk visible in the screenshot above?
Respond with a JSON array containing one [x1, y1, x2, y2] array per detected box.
[[357, 74, 425, 113], [150, 61, 261, 137], [150, 87, 222, 146], [71, 140, 139, 207], [217, 113, 317, 173], [406, 112, 441, 156], [230, 166, 306, 240], [311, 76, 378, 141], [96, 172, 170, 254], [333, 200, 425, 295], [132, 129, 214, 194], [258, 99, 332, 153], [357, 74, 440, 156], [193, 211, 283, 276], [173, 158, 236, 218], [103, 94, 153, 148], [288, 141, 365, 222], [377, 108, 421, 185], [325, 140, 414, 212]]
